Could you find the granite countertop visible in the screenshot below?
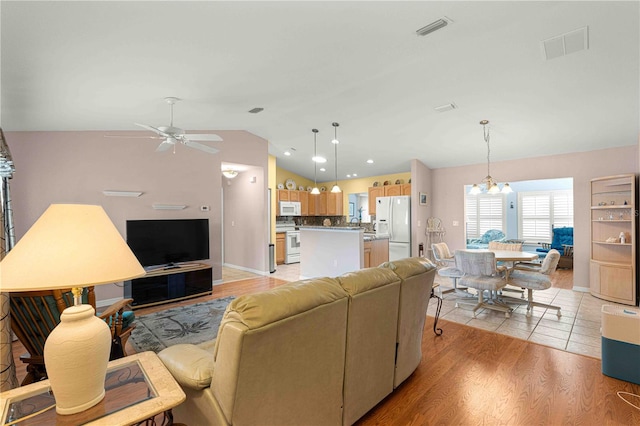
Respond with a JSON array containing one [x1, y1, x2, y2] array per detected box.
[[297, 226, 388, 241], [299, 226, 364, 231]]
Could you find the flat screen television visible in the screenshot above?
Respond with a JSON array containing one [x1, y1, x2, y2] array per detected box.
[[126, 219, 209, 268]]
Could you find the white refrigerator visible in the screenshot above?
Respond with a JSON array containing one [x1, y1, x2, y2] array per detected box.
[[375, 195, 411, 261]]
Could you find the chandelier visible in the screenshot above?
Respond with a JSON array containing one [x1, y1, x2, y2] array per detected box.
[[469, 120, 512, 195]]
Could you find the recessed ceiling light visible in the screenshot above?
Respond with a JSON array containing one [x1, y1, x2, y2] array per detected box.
[[352, 173, 358, 177], [366, 159, 374, 164], [284, 151, 291, 156], [320, 167, 326, 172], [346, 174, 351, 178], [312, 156, 327, 163], [248, 107, 264, 114]]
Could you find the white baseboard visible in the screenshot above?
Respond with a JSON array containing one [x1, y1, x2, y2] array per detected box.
[[223, 263, 268, 276], [572, 286, 590, 293], [96, 297, 124, 310]]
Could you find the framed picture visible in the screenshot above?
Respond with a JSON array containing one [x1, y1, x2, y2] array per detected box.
[[349, 202, 355, 217], [419, 192, 427, 206]]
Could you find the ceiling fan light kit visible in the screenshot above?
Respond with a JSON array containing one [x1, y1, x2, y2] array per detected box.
[[132, 97, 223, 154]]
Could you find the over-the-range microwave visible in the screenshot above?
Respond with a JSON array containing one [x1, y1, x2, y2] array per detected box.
[[279, 201, 301, 216]]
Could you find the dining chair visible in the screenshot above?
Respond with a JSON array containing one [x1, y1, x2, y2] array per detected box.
[[455, 250, 512, 318], [488, 240, 525, 296], [432, 243, 466, 296], [506, 249, 562, 317]]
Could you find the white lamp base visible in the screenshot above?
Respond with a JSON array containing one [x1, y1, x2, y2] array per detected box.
[[44, 304, 111, 415]]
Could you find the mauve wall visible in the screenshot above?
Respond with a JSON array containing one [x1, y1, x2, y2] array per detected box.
[[411, 159, 432, 258], [430, 145, 639, 291], [6, 130, 268, 303]]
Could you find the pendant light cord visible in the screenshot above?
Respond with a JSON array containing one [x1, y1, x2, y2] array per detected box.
[[483, 121, 491, 178], [312, 129, 319, 187]]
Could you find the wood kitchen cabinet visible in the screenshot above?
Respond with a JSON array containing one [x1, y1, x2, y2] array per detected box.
[[384, 185, 402, 196], [368, 184, 411, 216], [299, 190, 309, 216], [308, 192, 318, 216], [368, 187, 385, 216], [364, 241, 372, 268], [327, 192, 343, 216], [316, 192, 327, 216], [277, 189, 290, 202], [363, 238, 389, 268], [276, 232, 286, 265]]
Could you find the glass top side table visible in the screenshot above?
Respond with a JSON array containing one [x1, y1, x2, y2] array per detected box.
[[1, 351, 185, 426]]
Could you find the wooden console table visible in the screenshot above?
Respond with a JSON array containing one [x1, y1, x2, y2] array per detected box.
[[0, 351, 185, 426]]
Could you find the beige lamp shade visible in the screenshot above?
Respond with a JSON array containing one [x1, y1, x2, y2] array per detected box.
[[0, 204, 145, 415], [0, 204, 145, 291]]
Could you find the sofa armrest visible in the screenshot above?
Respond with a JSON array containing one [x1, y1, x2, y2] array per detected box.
[[158, 344, 214, 390]]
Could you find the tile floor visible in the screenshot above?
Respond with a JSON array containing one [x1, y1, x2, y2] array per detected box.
[[431, 275, 621, 359], [223, 262, 639, 360]]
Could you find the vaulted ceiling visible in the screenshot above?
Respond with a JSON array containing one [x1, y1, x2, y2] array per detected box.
[[2, 1, 638, 180]]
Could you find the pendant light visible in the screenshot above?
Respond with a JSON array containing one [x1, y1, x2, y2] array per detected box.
[[469, 120, 513, 195], [311, 129, 321, 195], [330, 122, 341, 193]]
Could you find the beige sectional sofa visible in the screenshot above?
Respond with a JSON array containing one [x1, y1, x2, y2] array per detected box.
[[158, 257, 436, 425]]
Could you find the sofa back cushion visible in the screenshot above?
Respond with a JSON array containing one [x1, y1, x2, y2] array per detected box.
[[337, 267, 401, 425], [381, 257, 436, 387], [212, 277, 349, 426]]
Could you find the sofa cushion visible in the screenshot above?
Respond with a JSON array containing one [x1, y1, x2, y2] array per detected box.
[[158, 344, 214, 390], [337, 266, 400, 295], [381, 256, 436, 279], [337, 267, 401, 425], [220, 277, 346, 330]]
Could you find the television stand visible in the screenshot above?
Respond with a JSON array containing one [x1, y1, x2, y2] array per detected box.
[[124, 263, 212, 309]]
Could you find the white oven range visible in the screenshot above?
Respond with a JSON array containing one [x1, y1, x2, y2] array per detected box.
[[275, 221, 300, 264]]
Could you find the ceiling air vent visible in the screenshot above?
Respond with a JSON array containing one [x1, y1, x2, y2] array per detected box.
[[248, 107, 264, 114], [541, 26, 589, 60], [434, 103, 457, 113], [416, 17, 452, 37]]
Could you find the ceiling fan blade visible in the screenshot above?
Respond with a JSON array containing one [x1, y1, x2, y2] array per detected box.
[[155, 140, 175, 152], [104, 134, 162, 139], [135, 123, 172, 138], [182, 133, 223, 142], [183, 140, 219, 154]]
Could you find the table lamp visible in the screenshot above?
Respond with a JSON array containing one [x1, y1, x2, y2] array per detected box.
[[0, 204, 145, 415]]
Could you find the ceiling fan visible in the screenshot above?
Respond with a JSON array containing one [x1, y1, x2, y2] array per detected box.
[[119, 97, 223, 154]]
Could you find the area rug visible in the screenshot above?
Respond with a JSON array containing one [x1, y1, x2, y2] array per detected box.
[[130, 296, 235, 353]]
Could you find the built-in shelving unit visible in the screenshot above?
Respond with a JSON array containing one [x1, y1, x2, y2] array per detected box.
[[590, 174, 638, 306]]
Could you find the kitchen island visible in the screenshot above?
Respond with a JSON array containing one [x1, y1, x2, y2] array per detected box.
[[299, 227, 389, 279]]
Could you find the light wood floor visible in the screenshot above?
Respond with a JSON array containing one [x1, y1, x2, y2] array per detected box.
[[11, 269, 640, 424]]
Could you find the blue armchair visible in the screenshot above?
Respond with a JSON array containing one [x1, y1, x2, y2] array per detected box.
[[466, 229, 506, 249], [536, 226, 573, 269]]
